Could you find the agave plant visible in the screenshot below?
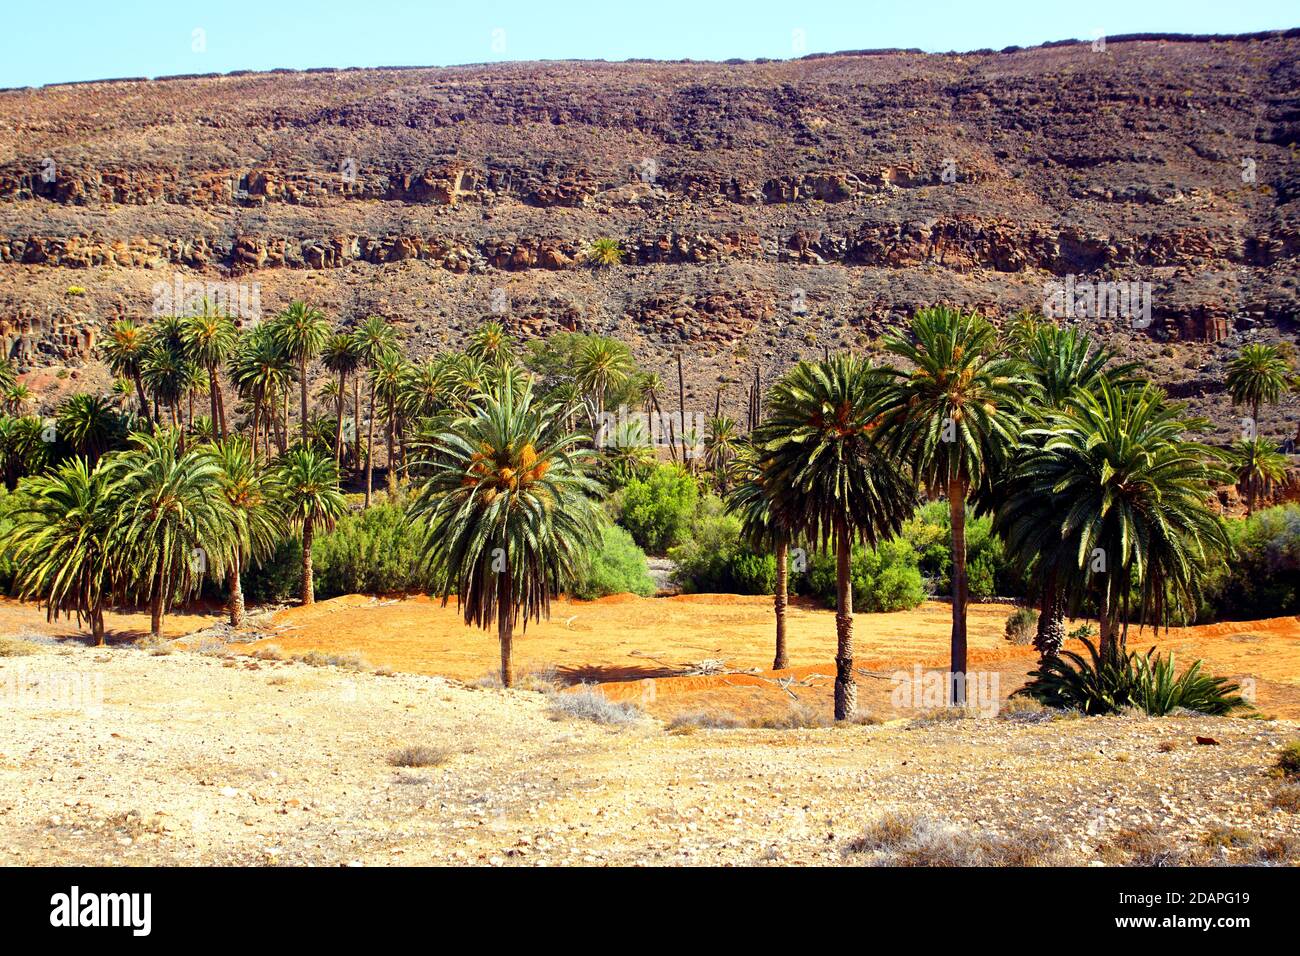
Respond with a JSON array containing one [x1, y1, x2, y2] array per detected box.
[[584, 237, 625, 267]]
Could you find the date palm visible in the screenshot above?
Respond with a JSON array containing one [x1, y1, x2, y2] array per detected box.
[[703, 415, 741, 492], [273, 302, 330, 444], [0, 358, 14, 393], [321, 332, 362, 467], [999, 380, 1231, 661], [755, 355, 915, 719], [352, 316, 398, 507], [140, 345, 192, 434], [273, 446, 347, 606], [3, 457, 119, 645], [209, 436, 282, 626], [410, 367, 602, 688], [102, 319, 151, 420], [230, 324, 293, 461], [879, 307, 1025, 705], [371, 349, 408, 491], [574, 336, 633, 441], [56, 393, 121, 465], [0, 415, 51, 489], [181, 301, 238, 438], [108, 431, 233, 639], [1230, 436, 1288, 517], [725, 443, 795, 670], [1226, 343, 1291, 434], [467, 320, 514, 367], [3, 382, 32, 416]]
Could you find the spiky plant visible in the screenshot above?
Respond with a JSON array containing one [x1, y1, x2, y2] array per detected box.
[[755, 355, 916, 719], [410, 367, 602, 687], [272, 446, 347, 605], [55, 393, 123, 465], [585, 237, 625, 267]]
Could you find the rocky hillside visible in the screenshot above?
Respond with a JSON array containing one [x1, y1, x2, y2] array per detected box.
[[1, 32, 1298, 435]]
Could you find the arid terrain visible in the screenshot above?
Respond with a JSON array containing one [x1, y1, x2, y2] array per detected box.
[[2, 593, 1298, 866], [3, 32, 1299, 439]]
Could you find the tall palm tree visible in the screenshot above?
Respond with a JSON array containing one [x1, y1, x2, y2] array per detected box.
[[352, 316, 398, 507], [1002, 325, 1137, 658], [371, 350, 408, 491], [755, 355, 916, 719], [320, 332, 362, 468], [703, 416, 741, 492], [1226, 343, 1291, 435], [181, 301, 238, 438], [273, 446, 347, 606], [230, 324, 293, 462], [273, 302, 330, 444], [3, 382, 32, 416], [0, 415, 51, 489], [140, 345, 191, 434], [725, 443, 794, 670], [999, 380, 1231, 660], [209, 436, 282, 627], [879, 307, 1024, 705], [108, 431, 233, 639], [56, 393, 122, 465], [574, 336, 634, 443], [3, 457, 119, 645], [102, 319, 151, 421], [410, 367, 602, 688], [1230, 436, 1288, 517]]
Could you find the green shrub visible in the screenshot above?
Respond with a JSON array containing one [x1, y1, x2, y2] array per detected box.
[[570, 525, 656, 599], [619, 464, 699, 554], [800, 537, 926, 613], [1017, 639, 1249, 716], [1199, 505, 1300, 622], [1005, 607, 1038, 645], [670, 512, 775, 595], [1278, 741, 1300, 778], [242, 536, 303, 604], [311, 502, 434, 598], [900, 501, 1028, 599]]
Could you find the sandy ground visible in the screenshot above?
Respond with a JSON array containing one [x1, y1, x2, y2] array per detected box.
[[2, 594, 1299, 866]]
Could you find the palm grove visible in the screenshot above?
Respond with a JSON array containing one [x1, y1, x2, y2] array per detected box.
[[0, 300, 1288, 720]]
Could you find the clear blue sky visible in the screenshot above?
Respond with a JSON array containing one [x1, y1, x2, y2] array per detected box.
[[1, 0, 1294, 88]]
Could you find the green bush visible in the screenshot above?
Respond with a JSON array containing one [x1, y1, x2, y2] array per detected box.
[[570, 525, 656, 599], [800, 537, 926, 613], [1017, 639, 1249, 716], [618, 464, 699, 554], [242, 536, 303, 604], [0, 486, 15, 592], [1005, 607, 1038, 645], [311, 502, 435, 598], [1278, 741, 1300, 778], [901, 501, 1028, 600], [670, 512, 776, 595], [1199, 505, 1300, 622]]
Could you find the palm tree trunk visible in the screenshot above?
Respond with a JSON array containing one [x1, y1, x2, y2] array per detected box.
[[833, 519, 856, 721], [150, 569, 164, 639], [133, 370, 149, 422], [352, 377, 362, 470], [386, 396, 396, 493], [301, 518, 314, 606], [92, 605, 105, 647], [250, 397, 261, 465], [365, 379, 377, 507], [228, 559, 245, 628], [1034, 567, 1065, 660], [773, 541, 789, 670], [1098, 587, 1114, 662], [948, 478, 969, 707], [208, 365, 221, 438], [498, 561, 514, 688], [300, 354, 310, 444], [334, 369, 346, 467]]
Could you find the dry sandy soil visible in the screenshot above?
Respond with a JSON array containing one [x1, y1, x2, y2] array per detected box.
[[1, 593, 1299, 866]]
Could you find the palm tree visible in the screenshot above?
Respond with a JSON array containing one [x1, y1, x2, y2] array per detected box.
[[0, 415, 51, 489], [230, 324, 293, 462], [0, 358, 14, 393], [755, 355, 916, 719], [320, 332, 361, 468], [3, 382, 32, 416], [3, 457, 119, 645], [102, 319, 151, 420], [56, 393, 121, 465], [109, 431, 232, 639], [1002, 325, 1137, 658], [999, 380, 1231, 661], [352, 316, 398, 507], [181, 301, 238, 437], [410, 367, 602, 687], [1226, 343, 1291, 435], [273, 446, 347, 606], [1230, 436, 1288, 517], [467, 320, 515, 367], [703, 416, 741, 492], [601, 416, 655, 486], [273, 302, 330, 444], [371, 350, 408, 491], [574, 336, 634, 443], [725, 443, 794, 670], [140, 345, 191, 434], [879, 307, 1024, 705], [209, 436, 282, 626]]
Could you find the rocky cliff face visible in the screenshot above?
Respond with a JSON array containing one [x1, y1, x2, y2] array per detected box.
[[1, 33, 1298, 433]]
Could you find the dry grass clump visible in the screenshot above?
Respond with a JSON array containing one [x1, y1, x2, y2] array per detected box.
[[667, 709, 744, 732], [548, 687, 642, 725], [386, 744, 453, 768], [249, 645, 286, 661], [844, 813, 1058, 867], [0, 636, 42, 657], [1251, 835, 1299, 865], [290, 649, 370, 671], [1276, 740, 1300, 778], [1199, 824, 1255, 849], [476, 664, 560, 693], [909, 706, 974, 728], [666, 704, 878, 734], [1098, 824, 1194, 866]]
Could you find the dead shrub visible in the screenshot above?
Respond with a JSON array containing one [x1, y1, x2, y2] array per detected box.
[[548, 687, 641, 726], [1098, 824, 1191, 867], [387, 744, 453, 768], [1268, 783, 1300, 812], [845, 813, 1058, 866]]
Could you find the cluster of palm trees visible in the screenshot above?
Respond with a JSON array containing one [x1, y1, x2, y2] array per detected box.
[[0, 302, 1289, 722], [726, 310, 1239, 719]]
